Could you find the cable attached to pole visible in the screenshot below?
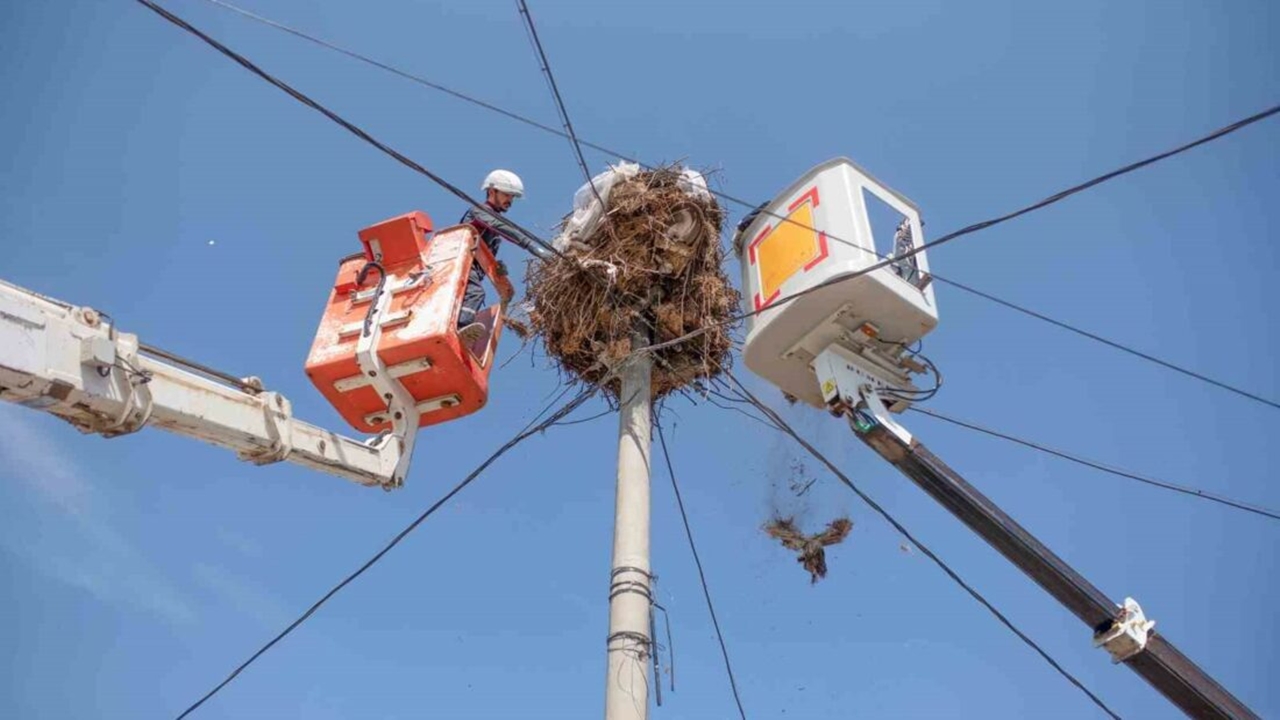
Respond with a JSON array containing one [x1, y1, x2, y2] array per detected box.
[[192, 0, 1279, 411], [656, 420, 748, 720], [171, 386, 599, 719]]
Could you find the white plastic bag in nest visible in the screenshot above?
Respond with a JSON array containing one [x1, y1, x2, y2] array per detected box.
[[677, 168, 710, 201], [553, 161, 640, 251], [553, 164, 711, 251]]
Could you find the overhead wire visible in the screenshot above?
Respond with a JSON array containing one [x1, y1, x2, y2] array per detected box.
[[171, 384, 601, 719], [909, 406, 1280, 522], [193, 0, 1280, 411], [157, 0, 1274, 597], [930, 276, 1280, 411], [120, 1, 1261, 715], [513, 0, 603, 204], [636, 100, 1280, 359], [717, 372, 1124, 720], [655, 419, 749, 720], [550, 406, 615, 427], [134, 0, 573, 264], [195, 0, 579, 145], [121, 4, 1264, 716]]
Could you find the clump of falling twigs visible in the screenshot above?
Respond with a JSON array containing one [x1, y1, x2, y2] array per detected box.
[[525, 167, 740, 399], [502, 313, 531, 341], [765, 517, 854, 584]]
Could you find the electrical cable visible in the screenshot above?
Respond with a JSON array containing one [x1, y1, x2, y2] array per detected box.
[[134, 0, 571, 264], [170, 385, 600, 719], [514, 0, 603, 204], [909, 406, 1280, 522], [551, 406, 615, 427], [871, 339, 943, 402], [655, 420, 749, 720], [124, 3, 1212, 714], [717, 372, 1124, 720], [193, 0, 1280, 411], [653, 600, 676, 693], [196, 0, 580, 147], [931, 276, 1280, 411], [638, 100, 1280, 360]]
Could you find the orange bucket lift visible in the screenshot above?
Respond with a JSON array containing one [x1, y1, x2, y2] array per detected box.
[[304, 211, 514, 487]]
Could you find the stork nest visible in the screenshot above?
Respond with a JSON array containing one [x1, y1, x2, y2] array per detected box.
[[525, 168, 740, 398]]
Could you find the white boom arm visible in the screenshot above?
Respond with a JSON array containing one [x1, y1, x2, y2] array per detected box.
[[0, 279, 407, 489]]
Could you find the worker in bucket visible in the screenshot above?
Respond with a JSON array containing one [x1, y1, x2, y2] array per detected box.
[[457, 169, 552, 345]]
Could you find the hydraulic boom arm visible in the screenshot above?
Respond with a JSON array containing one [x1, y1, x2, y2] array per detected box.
[[815, 345, 1258, 720], [0, 279, 409, 489]]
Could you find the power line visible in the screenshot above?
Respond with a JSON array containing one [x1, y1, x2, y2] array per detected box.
[[195, 0, 1280, 411], [148, 0, 1279, 500], [135, 0, 572, 263], [195, 0, 654, 172], [514, 0, 602, 202], [717, 373, 1124, 720], [196, 0, 578, 145], [928, 102, 1279, 246], [171, 386, 600, 719], [909, 406, 1280, 522], [639, 101, 1280, 358], [742, 213, 1278, 411], [117, 2, 1220, 715], [931, 277, 1280, 411], [655, 420, 749, 720]]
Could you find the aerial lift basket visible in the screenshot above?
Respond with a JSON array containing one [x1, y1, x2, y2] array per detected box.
[[305, 211, 513, 433], [735, 158, 939, 409]]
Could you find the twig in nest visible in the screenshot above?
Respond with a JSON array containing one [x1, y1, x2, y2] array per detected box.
[[525, 166, 740, 399]]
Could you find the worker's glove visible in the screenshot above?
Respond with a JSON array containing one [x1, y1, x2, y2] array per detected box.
[[567, 240, 592, 254]]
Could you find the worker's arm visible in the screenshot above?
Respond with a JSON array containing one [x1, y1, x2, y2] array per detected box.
[[469, 231, 516, 304], [470, 206, 553, 260]]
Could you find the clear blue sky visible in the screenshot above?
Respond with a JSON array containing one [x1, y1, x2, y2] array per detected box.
[[2, 1, 1277, 717]]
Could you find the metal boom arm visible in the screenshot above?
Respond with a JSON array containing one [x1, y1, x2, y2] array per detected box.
[[0, 279, 407, 489], [815, 346, 1258, 719]]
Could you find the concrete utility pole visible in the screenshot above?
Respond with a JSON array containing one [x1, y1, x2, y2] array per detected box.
[[604, 328, 654, 720]]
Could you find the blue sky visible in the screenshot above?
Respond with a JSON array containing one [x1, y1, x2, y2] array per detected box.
[[1, 0, 1277, 718]]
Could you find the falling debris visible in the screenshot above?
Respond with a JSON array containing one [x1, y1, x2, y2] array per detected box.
[[502, 313, 531, 341], [526, 164, 739, 399], [786, 458, 816, 497], [791, 477, 817, 497], [765, 517, 853, 583]]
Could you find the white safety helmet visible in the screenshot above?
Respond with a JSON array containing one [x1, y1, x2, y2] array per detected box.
[[482, 169, 525, 198]]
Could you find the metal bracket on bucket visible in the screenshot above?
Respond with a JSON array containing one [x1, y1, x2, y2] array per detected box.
[[354, 266, 421, 490]]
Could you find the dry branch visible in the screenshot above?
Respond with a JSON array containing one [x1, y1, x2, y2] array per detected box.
[[526, 167, 739, 398]]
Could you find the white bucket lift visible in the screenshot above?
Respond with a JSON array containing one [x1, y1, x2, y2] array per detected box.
[[735, 158, 939, 409]]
